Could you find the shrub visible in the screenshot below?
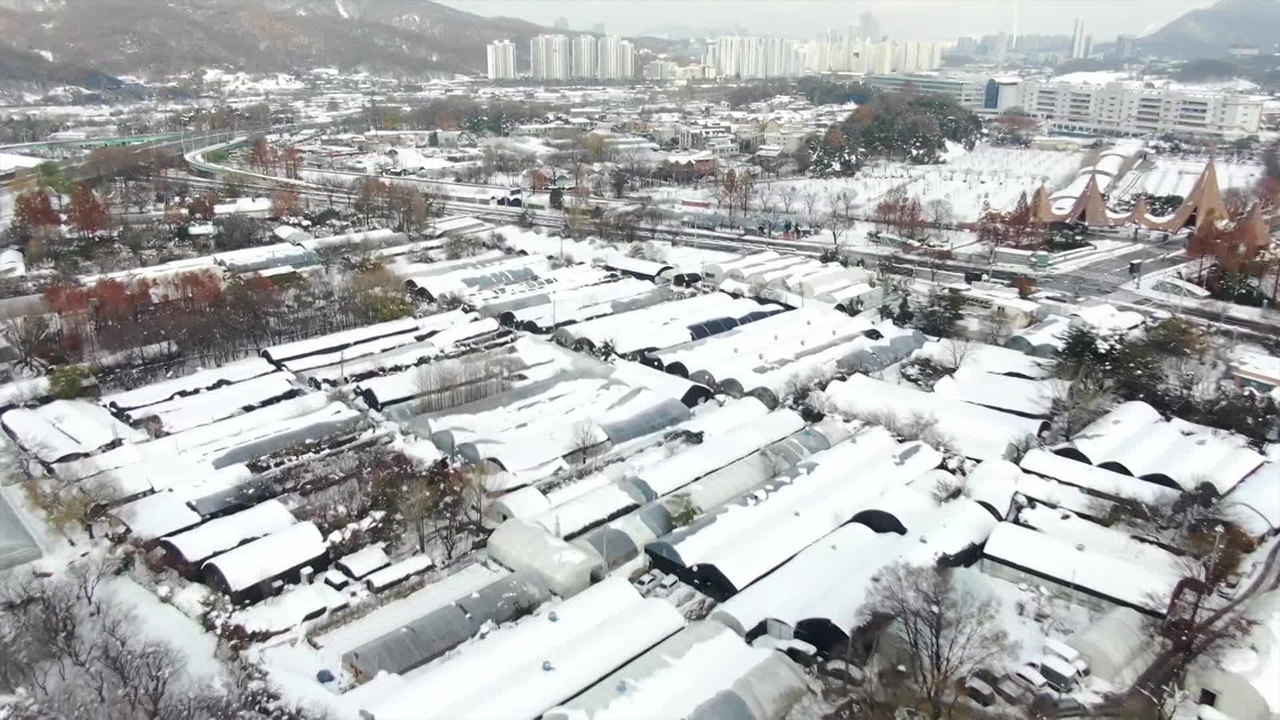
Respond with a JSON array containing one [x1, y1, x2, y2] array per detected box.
[[47, 364, 93, 399]]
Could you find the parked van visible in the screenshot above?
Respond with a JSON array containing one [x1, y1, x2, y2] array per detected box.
[[1037, 655, 1079, 693], [1014, 664, 1050, 694]]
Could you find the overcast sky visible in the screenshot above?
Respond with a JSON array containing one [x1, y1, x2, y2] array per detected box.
[[438, 0, 1217, 43]]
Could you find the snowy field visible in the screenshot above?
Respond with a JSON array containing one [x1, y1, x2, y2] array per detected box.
[[675, 145, 1087, 223]]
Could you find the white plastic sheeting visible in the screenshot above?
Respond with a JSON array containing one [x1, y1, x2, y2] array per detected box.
[[1020, 448, 1180, 506], [821, 374, 1046, 461], [544, 621, 808, 720], [653, 308, 868, 383], [712, 494, 996, 641], [981, 522, 1178, 615], [365, 555, 436, 592], [111, 491, 202, 540], [554, 293, 761, 355], [513, 283, 669, 333], [56, 395, 331, 483], [912, 339, 1054, 378], [0, 489, 41, 571], [231, 582, 349, 635], [633, 410, 806, 499], [126, 372, 298, 433], [337, 545, 391, 579], [1223, 463, 1280, 538], [1005, 315, 1071, 358], [361, 578, 685, 720], [163, 499, 298, 564], [486, 519, 603, 598], [1065, 606, 1150, 685], [1018, 505, 1184, 574], [102, 357, 276, 411], [932, 368, 1067, 418], [309, 318, 501, 389], [2, 400, 147, 462], [262, 317, 420, 364], [703, 252, 780, 282], [1065, 401, 1264, 494], [653, 433, 941, 593], [202, 521, 327, 595]]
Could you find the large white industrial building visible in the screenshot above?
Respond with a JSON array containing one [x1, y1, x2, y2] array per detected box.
[[866, 72, 1265, 140]]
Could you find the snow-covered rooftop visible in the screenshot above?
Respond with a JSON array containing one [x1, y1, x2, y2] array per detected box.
[[360, 577, 685, 720], [820, 374, 1045, 461]]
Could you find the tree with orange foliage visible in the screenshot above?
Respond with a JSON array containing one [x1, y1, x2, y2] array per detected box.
[[65, 184, 109, 239], [353, 178, 388, 225], [248, 138, 274, 175], [270, 190, 301, 219], [529, 169, 549, 191], [188, 194, 219, 220], [281, 146, 303, 179], [13, 188, 60, 232]]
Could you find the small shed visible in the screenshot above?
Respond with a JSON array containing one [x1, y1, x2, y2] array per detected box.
[[336, 545, 391, 580]]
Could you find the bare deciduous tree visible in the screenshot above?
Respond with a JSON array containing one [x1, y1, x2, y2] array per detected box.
[[780, 185, 799, 215], [800, 189, 819, 217], [1047, 363, 1114, 440], [942, 337, 973, 370], [862, 562, 1018, 720], [569, 419, 603, 470], [0, 313, 56, 372]]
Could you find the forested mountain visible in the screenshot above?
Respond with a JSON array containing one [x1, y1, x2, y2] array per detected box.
[[1139, 0, 1280, 58], [0, 0, 668, 85]]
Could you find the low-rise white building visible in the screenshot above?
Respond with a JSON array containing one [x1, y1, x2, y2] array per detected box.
[[1004, 80, 1264, 140]]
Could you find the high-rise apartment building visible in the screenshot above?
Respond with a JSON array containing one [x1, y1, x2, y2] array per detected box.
[[530, 34, 570, 81], [1070, 19, 1087, 59], [895, 41, 942, 73], [571, 35, 597, 78], [597, 36, 636, 80], [486, 40, 516, 80], [707, 35, 814, 79]]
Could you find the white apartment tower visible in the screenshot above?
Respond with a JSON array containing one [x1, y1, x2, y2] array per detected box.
[[571, 35, 597, 78], [1070, 19, 1087, 59], [597, 36, 636, 80], [708, 35, 806, 79], [530, 34, 570, 80], [486, 40, 516, 80]]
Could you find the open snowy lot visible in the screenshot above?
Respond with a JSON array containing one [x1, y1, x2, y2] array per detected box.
[[672, 145, 1087, 223]]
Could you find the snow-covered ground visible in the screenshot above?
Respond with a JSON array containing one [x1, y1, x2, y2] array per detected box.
[[668, 145, 1085, 223], [0, 188, 13, 231]]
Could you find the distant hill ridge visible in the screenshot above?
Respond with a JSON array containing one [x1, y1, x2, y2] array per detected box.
[[1139, 0, 1280, 59], [0, 0, 670, 86]]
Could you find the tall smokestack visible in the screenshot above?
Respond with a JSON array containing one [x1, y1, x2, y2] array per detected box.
[[1011, 0, 1019, 51]]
